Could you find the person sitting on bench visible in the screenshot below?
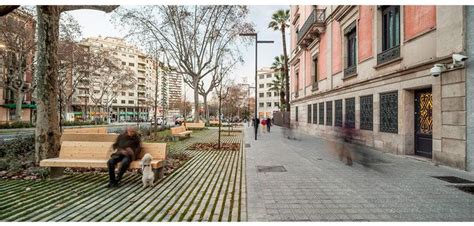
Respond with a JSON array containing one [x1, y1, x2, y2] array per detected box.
[[107, 127, 142, 188]]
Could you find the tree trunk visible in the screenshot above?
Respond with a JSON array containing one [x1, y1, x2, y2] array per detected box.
[[193, 77, 200, 123], [218, 88, 222, 149], [34, 6, 62, 163], [281, 27, 290, 113], [202, 94, 209, 123], [15, 88, 23, 122]]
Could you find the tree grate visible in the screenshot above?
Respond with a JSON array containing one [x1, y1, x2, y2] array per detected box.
[[432, 176, 474, 184], [257, 165, 287, 173]]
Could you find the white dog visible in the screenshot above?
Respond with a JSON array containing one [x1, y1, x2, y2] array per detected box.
[[141, 153, 155, 188]]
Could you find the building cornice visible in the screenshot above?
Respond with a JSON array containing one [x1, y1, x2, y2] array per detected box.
[[331, 5, 356, 22]]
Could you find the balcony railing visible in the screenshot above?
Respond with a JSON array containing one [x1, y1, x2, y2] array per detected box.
[[344, 65, 357, 78], [377, 45, 401, 65], [297, 8, 326, 48]]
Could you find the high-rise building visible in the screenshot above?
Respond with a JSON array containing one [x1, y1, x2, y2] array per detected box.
[[289, 5, 469, 170], [256, 67, 280, 119], [73, 36, 157, 122]]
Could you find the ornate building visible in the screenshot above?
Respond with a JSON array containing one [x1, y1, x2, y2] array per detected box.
[[289, 5, 469, 170]]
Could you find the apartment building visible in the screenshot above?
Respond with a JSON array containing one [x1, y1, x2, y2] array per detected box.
[[257, 67, 280, 119], [289, 5, 470, 170], [73, 36, 157, 122], [0, 9, 35, 123], [166, 71, 183, 117]]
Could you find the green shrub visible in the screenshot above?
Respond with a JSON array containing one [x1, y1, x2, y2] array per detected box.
[[0, 121, 34, 129], [0, 158, 8, 170], [0, 135, 35, 158]]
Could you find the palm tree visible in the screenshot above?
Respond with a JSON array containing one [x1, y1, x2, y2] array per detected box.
[[268, 9, 290, 112], [270, 55, 286, 111]]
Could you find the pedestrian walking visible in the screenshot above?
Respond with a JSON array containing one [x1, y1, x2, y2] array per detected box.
[[261, 118, 267, 133], [266, 117, 271, 133], [254, 117, 260, 135]]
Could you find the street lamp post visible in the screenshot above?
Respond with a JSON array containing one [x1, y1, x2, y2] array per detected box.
[[239, 33, 273, 140]]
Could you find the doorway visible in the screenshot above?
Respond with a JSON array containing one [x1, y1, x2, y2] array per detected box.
[[414, 88, 433, 158]]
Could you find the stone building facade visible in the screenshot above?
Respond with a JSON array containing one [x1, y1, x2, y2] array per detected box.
[[289, 5, 470, 170]]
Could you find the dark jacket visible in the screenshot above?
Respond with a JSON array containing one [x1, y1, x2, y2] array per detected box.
[[111, 132, 142, 161]]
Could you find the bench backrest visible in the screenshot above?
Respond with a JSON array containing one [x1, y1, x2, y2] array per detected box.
[[186, 122, 205, 128], [63, 127, 108, 134], [61, 133, 118, 142], [171, 126, 186, 134], [59, 141, 167, 160]]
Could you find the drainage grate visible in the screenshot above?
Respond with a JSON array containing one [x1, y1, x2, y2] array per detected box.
[[245, 143, 251, 148], [455, 185, 474, 195], [432, 176, 474, 184], [257, 165, 287, 173]]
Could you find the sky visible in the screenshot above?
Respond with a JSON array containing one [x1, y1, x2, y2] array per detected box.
[[67, 5, 290, 98]]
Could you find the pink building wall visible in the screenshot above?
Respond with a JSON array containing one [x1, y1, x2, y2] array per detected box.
[[404, 5, 436, 41], [358, 5, 373, 62], [331, 20, 342, 74]]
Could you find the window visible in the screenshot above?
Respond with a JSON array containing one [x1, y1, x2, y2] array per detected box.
[[94, 90, 99, 94], [312, 56, 318, 90], [267, 92, 272, 97], [121, 92, 126, 96], [129, 92, 134, 96], [295, 106, 299, 122], [122, 53, 126, 56], [307, 104, 312, 123], [129, 54, 134, 58], [318, 102, 324, 125], [267, 83, 272, 88], [360, 95, 373, 130], [267, 102, 272, 107], [378, 6, 401, 64], [259, 93, 264, 98], [259, 102, 264, 107], [274, 92, 278, 96], [380, 91, 398, 133], [312, 103, 318, 124], [295, 70, 300, 97], [121, 61, 126, 65], [129, 63, 134, 66], [382, 6, 400, 51], [344, 22, 357, 77], [335, 99, 343, 127], [266, 74, 272, 78], [326, 101, 332, 126], [112, 99, 117, 103], [259, 84, 264, 88], [128, 100, 134, 104], [259, 75, 264, 79], [274, 102, 279, 107], [345, 97, 355, 128]]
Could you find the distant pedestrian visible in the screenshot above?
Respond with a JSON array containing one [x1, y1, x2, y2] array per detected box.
[[261, 118, 266, 133], [266, 117, 271, 133], [254, 117, 260, 134], [337, 125, 356, 166]]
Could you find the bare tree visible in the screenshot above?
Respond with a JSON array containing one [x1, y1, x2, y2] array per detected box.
[[87, 51, 135, 122], [0, 9, 36, 122], [114, 5, 253, 122]]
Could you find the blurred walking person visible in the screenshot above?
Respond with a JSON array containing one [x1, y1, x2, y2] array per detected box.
[[266, 117, 272, 133], [261, 117, 267, 133]]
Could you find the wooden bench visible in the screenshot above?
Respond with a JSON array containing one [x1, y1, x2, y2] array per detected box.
[[60, 133, 119, 142], [63, 127, 108, 134], [40, 141, 167, 179], [209, 120, 220, 126], [170, 126, 192, 140], [185, 122, 205, 130]]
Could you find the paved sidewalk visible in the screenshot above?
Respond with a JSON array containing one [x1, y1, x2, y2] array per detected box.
[[245, 125, 474, 221]]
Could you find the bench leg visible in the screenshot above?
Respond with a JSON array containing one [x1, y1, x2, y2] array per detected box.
[[49, 167, 65, 179]]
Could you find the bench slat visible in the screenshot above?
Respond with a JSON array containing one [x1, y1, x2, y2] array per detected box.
[[40, 158, 165, 169], [61, 133, 118, 142], [63, 127, 108, 134]]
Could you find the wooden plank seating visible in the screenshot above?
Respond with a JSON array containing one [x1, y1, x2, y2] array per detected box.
[[185, 122, 205, 130], [170, 126, 192, 140], [63, 127, 108, 134], [60, 133, 119, 142], [209, 120, 220, 126], [40, 135, 167, 179]]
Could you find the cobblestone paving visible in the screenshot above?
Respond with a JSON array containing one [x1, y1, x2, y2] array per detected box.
[[0, 128, 245, 222], [245, 125, 474, 221]]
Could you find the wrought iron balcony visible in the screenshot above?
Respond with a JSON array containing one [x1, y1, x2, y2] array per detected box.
[[344, 65, 357, 78], [297, 8, 326, 48], [377, 45, 401, 65]]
